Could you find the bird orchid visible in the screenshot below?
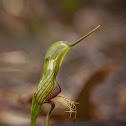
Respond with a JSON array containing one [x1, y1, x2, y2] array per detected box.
[[31, 25, 100, 126]]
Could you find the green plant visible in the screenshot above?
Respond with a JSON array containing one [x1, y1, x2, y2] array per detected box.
[[31, 25, 100, 126]]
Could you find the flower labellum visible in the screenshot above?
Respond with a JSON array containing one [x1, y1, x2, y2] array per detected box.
[[31, 25, 100, 126]]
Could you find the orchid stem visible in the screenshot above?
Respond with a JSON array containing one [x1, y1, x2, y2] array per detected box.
[[44, 101, 55, 126]]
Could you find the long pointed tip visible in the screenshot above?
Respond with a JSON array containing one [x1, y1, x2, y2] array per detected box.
[[70, 25, 100, 47]]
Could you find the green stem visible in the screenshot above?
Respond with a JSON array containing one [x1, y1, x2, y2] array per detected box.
[[70, 25, 100, 47], [31, 120, 36, 126], [44, 101, 55, 126], [31, 96, 42, 126]]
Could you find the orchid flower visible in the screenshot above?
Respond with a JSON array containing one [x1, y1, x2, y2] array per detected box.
[[31, 25, 100, 126]]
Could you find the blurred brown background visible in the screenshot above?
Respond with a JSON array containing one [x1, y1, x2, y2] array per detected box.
[[0, 0, 126, 126]]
